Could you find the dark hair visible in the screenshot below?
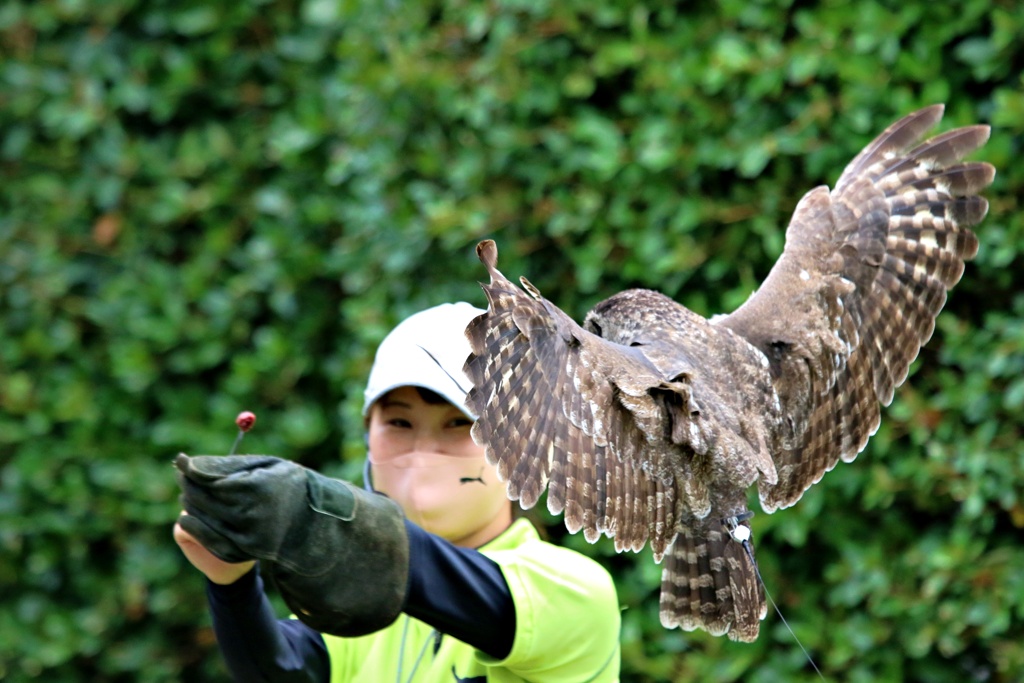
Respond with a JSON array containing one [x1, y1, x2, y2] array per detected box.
[[413, 386, 449, 405]]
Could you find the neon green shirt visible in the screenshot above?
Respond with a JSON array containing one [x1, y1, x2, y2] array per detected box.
[[323, 518, 620, 682]]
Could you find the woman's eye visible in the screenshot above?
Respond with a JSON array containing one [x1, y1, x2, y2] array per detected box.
[[387, 418, 412, 428]]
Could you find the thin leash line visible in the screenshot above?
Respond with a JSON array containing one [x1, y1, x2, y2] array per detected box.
[[740, 537, 827, 682], [724, 514, 826, 681]]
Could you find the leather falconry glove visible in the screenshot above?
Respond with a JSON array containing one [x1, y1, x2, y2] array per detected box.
[[174, 454, 409, 637]]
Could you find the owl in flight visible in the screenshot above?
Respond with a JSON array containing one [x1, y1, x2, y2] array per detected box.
[[462, 105, 994, 642]]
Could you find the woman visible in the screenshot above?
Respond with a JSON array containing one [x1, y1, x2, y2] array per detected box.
[[174, 302, 621, 682]]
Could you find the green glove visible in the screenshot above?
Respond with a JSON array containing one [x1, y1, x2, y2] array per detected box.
[[174, 454, 409, 637]]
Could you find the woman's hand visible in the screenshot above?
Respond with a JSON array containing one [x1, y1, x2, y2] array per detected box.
[[173, 511, 256, 585]]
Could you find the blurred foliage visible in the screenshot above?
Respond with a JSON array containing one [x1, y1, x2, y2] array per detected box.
[[1, 0, 1022, 680]]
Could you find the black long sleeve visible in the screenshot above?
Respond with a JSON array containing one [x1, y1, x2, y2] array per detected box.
[[401, 519, 516, 659], [206, 567, 329, 683]]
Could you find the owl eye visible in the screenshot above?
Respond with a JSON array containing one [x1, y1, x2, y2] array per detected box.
[[630, 341, 644, 347]]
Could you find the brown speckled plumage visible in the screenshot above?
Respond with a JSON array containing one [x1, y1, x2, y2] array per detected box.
[[463, 106, 993, 642]]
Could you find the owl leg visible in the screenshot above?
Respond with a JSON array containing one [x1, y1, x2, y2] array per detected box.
[[722, 510, 755, 544]]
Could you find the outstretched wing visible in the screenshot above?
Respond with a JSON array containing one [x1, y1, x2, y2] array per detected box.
[[715, 104, 994, 511], [464, 240, 690, 558]]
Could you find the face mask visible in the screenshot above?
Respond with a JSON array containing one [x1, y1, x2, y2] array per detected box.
[[368, 450, 509, 545]]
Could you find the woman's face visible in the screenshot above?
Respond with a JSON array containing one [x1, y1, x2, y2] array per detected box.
[[367, 386, 512, 547]]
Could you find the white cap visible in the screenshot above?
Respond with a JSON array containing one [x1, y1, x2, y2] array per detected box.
[[362, 302, 486, 418]]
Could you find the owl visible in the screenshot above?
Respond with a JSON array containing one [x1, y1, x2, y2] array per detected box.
[[462, 105, 994, 642]]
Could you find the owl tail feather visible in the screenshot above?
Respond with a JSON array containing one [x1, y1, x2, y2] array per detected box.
[[658, 519, 765, 642], [659, 520, 826, 678]]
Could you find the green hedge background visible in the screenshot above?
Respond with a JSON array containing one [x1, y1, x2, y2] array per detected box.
[[2, 0, 1022, 681]]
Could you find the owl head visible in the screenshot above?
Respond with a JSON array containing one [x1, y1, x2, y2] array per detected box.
[[583, 289, 685, 347]]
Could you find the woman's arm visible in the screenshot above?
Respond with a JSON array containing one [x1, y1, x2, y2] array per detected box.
[[206, 522, 515, 678], [401, 519, 517, 659], [203, 521, 514, 681], [206, 566, 330, 683]]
